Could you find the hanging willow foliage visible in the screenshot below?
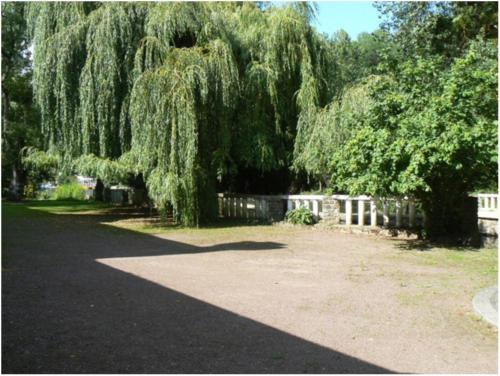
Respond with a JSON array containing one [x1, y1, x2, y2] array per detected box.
[[26, 2, 89, 164], [129, 39, 239, 225], [27, 1, 337, 226], [293, 83, 373, 182], [232, 3, 332, 170], [80, 3, 145, 158]]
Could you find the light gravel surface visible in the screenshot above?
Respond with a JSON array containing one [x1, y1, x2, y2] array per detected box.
[[2, 206, 497, 373]]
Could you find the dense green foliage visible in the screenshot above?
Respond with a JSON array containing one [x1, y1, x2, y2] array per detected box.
[[1, 2, 40, 199], [53, 182, 85, 201], [25, 1, 334, 225], [21, 147, 60, 184], [296, 2, 498, 238], [10, 1, 498, 237], [286, 206, 315, 225]]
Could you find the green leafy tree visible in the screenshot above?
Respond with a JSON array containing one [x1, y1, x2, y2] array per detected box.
[[295, 2, 498, 240], [1, 2, 41, 199], [26, 2, 335, 225], [329, 39, 497, 238], [375, 1, 498, 60]]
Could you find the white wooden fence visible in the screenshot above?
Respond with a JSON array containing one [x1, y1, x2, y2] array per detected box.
[[218, 194, 273, 219], [219, 192, 500, 228], [285, 195, 325, 218], [218, 193, 422, 228], [286, 194, 421, 227], [477, 193, 499, 219]]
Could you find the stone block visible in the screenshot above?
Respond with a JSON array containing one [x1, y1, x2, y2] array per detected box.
[[322, 197, 340, 224]]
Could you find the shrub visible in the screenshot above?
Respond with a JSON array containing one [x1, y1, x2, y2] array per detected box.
[[286, 206, 315, 225], [37, 189, 54, 200], [53, 182, 85, 200], [23, 183, 37, 199]]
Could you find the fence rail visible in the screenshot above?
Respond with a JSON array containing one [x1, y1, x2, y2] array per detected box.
[[217, 194, 272, 219], [218, 193, 423, 228], [219, 192, 499, 228], [477, 193, 499, 219]]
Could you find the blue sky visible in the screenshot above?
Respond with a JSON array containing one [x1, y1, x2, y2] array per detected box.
[[312, 1, 382, 40]]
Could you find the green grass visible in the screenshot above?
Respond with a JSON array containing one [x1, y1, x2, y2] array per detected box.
[[104, 217, 288, 240], [2, 200, 113, 218], [2, 200, 285, 240], [396, 245, 498, 279]]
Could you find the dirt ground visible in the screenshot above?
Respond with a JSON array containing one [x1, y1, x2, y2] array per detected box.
[[2, 202, 498, 373]]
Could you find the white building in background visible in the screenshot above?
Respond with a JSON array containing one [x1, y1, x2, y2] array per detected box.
[[76, 175, 97, 189]]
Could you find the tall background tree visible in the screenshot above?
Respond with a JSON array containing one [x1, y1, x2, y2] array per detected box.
[[296, 1, 498, 239], [2, 2, 40, 199]]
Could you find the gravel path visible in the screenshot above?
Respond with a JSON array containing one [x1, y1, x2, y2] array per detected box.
[[2, 205, 497, 373]]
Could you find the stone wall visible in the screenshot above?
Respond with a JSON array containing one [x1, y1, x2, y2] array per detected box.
[[479, 218, 498, 236], [321, 197, 341, 224]]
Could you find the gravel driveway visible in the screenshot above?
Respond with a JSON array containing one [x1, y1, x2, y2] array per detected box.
[[2, 204, 497, 373]]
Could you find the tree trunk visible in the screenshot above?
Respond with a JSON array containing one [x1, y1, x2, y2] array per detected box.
[[95, 179, 104, 201], [421, 192, 480, 246], [9, 163, 22, 201]]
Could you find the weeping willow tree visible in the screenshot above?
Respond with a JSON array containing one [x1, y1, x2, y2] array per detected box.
[[292, 83, 373, 188], [231, 3, 333, 171], [27, 1, 336, 225]]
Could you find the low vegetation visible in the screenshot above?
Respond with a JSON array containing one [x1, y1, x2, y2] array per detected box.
[[285, 207, 315, 225], [52, 182, 85, 200]]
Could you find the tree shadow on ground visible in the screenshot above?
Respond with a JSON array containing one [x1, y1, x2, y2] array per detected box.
[[21, 200, 277, 229], [2, 203, 394, 373], [393, 238, 481, 252]]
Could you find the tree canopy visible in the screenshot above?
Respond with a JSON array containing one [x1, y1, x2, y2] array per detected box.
[[2, 2, 40, 198], [26, 1, 335, 225], [296, 1, 498, 238], [13, 1, 499, 237]]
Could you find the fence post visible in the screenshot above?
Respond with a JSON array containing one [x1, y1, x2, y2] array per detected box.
[[242, 198, 248, 218], [395, 200, 402, 227], [408, 201, 416, 228], [259, 199, 265, 219], [358, 199, 365, 226], [346, 199, 352, 225], [295, 199, 301, 209], [247, 198, 252, 218], [287, 199, 293, 212], [370, 200, 377, 226], [239, 197, 244, 217], [383, 201, 389, 226], [303, 200, 310, 210], [312, 200, 319, 217]]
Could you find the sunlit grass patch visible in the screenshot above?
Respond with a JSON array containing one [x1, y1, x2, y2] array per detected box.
[[2, 200, 114, 218], [397, 245, 498, 280]]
